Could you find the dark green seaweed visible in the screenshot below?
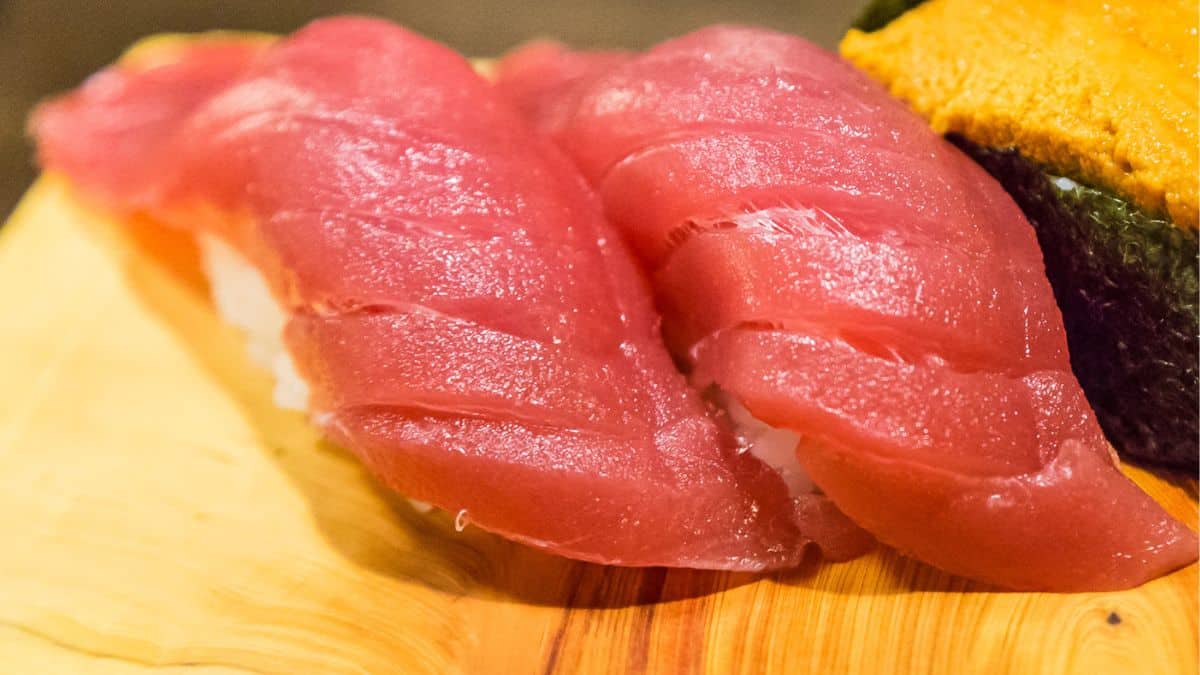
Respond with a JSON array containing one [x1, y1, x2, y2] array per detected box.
[[852, 0, 927, 32], [952, 137, 1199, 469]]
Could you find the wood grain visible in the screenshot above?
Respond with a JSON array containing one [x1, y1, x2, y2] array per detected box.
[[0, 177, 1196, 674]]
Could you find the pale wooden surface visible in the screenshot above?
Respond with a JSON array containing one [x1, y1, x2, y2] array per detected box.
[[0, 177, 1196, 674]]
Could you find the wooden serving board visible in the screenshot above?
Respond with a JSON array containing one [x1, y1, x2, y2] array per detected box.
[[0, 177, 1196, 674]]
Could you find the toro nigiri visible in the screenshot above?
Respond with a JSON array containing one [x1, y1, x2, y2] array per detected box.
[[494, 25, 1198, 590], [31, 18, 872, 570]]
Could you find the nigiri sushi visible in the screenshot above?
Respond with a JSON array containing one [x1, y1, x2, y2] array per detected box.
[[494, 25, 1198, 590], [31, 18, 872, 570]]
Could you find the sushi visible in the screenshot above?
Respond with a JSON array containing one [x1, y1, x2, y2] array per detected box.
[[494, 25, 1198, 590], [840, 0, 1199, 468], [28, 16, 1195, 590], [31, 18, 874, 570]]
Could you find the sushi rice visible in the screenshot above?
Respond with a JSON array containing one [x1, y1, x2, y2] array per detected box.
[[197, 234, 308, 411]]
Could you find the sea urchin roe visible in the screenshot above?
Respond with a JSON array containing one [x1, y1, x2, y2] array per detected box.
[[840, 0, 1199, 228]]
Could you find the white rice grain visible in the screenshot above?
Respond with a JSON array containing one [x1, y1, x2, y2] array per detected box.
[[198, 234, 310, 412], [718, 391, 814, 497]]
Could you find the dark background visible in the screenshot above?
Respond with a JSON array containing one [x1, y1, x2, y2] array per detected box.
[[0, 1, 863, 221]]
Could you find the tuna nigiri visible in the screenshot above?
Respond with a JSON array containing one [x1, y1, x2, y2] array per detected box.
[[31, 18, 872, 569], [495, 25, 1198, 590]]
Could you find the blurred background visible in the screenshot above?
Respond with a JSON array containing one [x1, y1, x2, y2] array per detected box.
[[0, 1, 864, 221]]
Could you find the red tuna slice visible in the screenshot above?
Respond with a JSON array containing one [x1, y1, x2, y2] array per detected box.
[[329, 406, 805, 567], [655, 223, 1063, 374], [256, 209, 626, 348], [694, 329, 1197, 590], [285, 309, 660, 433], [30, 38, 271, 216], [30, 18, 862, 569], [494, 41, 632, 137], [539, 30, 944, 187], [598, 131, 997, 267], [495, 24, 1198, 589]]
